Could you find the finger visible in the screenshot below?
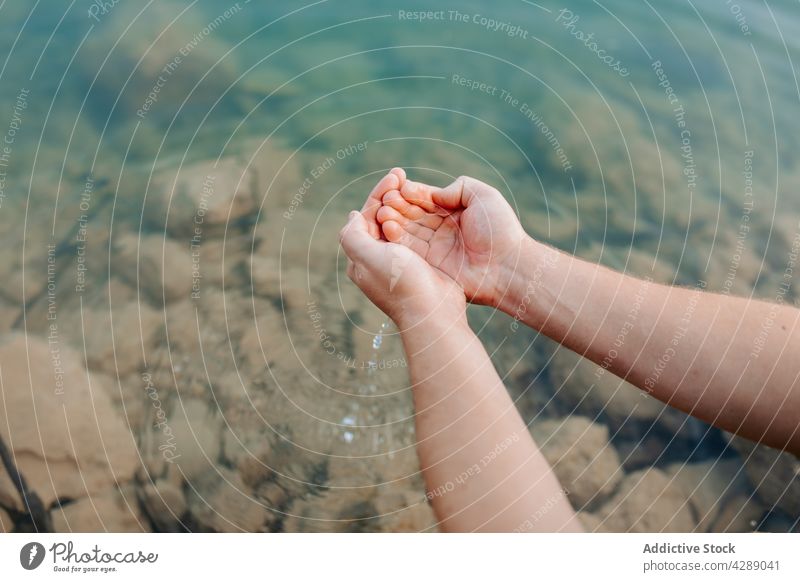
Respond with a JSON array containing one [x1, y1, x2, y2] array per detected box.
[[361, 171, 402, 238], [390, 167, 406, 188], [376, 204, 406, 225], [382, 189, 424, 219], [399, 179, 439, 213], [362, 172, 400, 214], [377, 206, 436, 241], [383, 190, 443, 228], [340, 211, 379, 263], [382, 220, 430, 257]]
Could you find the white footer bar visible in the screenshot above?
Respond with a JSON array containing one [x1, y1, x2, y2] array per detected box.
[[0, 533, 796, 581]]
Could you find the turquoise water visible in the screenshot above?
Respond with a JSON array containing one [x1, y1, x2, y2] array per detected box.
[[0, 1, 798, 532]]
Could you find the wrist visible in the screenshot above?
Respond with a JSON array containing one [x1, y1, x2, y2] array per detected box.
[[495, 235, 562, 325], [394, 302, 470, 336]]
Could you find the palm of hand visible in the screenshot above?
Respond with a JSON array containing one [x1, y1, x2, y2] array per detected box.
[[378, 183, 523, 305], [341, 168, 469, 327], [381, 240, 466, 316]]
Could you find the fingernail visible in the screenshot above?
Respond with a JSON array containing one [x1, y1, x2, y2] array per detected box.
[[349, 211, 359, 220]]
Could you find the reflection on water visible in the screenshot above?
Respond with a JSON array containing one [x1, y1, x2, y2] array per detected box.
[[0, 0, 798, 532]]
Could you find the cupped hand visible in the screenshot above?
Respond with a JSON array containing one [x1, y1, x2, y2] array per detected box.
[[338, 170, 467, 330], [376, 175, 528, 307]]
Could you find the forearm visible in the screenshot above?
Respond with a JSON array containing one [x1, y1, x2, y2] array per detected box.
[[399, 314, 581, 532], [501, 236, 800, 454]]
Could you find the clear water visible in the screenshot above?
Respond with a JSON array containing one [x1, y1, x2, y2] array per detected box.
[[0, 0, 798, 532]]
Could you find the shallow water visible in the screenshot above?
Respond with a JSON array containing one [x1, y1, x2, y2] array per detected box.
[[0, 0, 798, 532]]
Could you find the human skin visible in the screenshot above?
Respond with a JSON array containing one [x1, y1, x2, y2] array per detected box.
[[339, 170, 582, 532], [378, 174, 800, 456]]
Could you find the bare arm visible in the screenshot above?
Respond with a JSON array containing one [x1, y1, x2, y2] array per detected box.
[[339, 170, 581, 532], [399, 313, 581, 532], [499, 236, 800, 454], [386, 174, 800, 455]]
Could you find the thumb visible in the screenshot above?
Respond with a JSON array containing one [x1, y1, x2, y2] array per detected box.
[[339, 211, 379, 264], [433, 175, 496, 209]]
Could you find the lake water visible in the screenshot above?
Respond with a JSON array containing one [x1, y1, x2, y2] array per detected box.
[[0, 0, 797, 532]]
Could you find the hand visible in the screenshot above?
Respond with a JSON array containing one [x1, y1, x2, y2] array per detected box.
[[375, 175, 528, 307], [339, 170, 467, 330]]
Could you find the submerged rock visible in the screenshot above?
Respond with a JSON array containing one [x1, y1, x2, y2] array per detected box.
[[373, 488, 437, 532], [0, 298, 19, 333], [0, 334, 139, 510], [0, 507, 13, 532], [52, 486, 146, 532], [148, 158, 258, 238], [664, 459, 750, 531], [548, 348, 686, 432], [754, 508, 798, 533], [249, 255, 281, 297], [185, 467, 268, 532], [164, 400, 222, 483], [0, 233, 48, 305], [282, 487, 377, 533], [710, 493, 763, 533], [194, 235, 251, 290], [62, 302, 163, 376], [577, 511, 607, 532], [728, 436, 800, 517], [108, 373, 150, 433], [598, 468, 697, 532], [531, 416, 623, 509], [140, 479, 187, 532], [80, 2, 239, 122], [113, 233, 195, 304], [0, 471, 17, 511]]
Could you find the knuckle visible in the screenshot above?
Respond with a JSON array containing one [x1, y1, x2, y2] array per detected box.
[[460, 175, 478, 189], [457, 175, 476, 190]]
